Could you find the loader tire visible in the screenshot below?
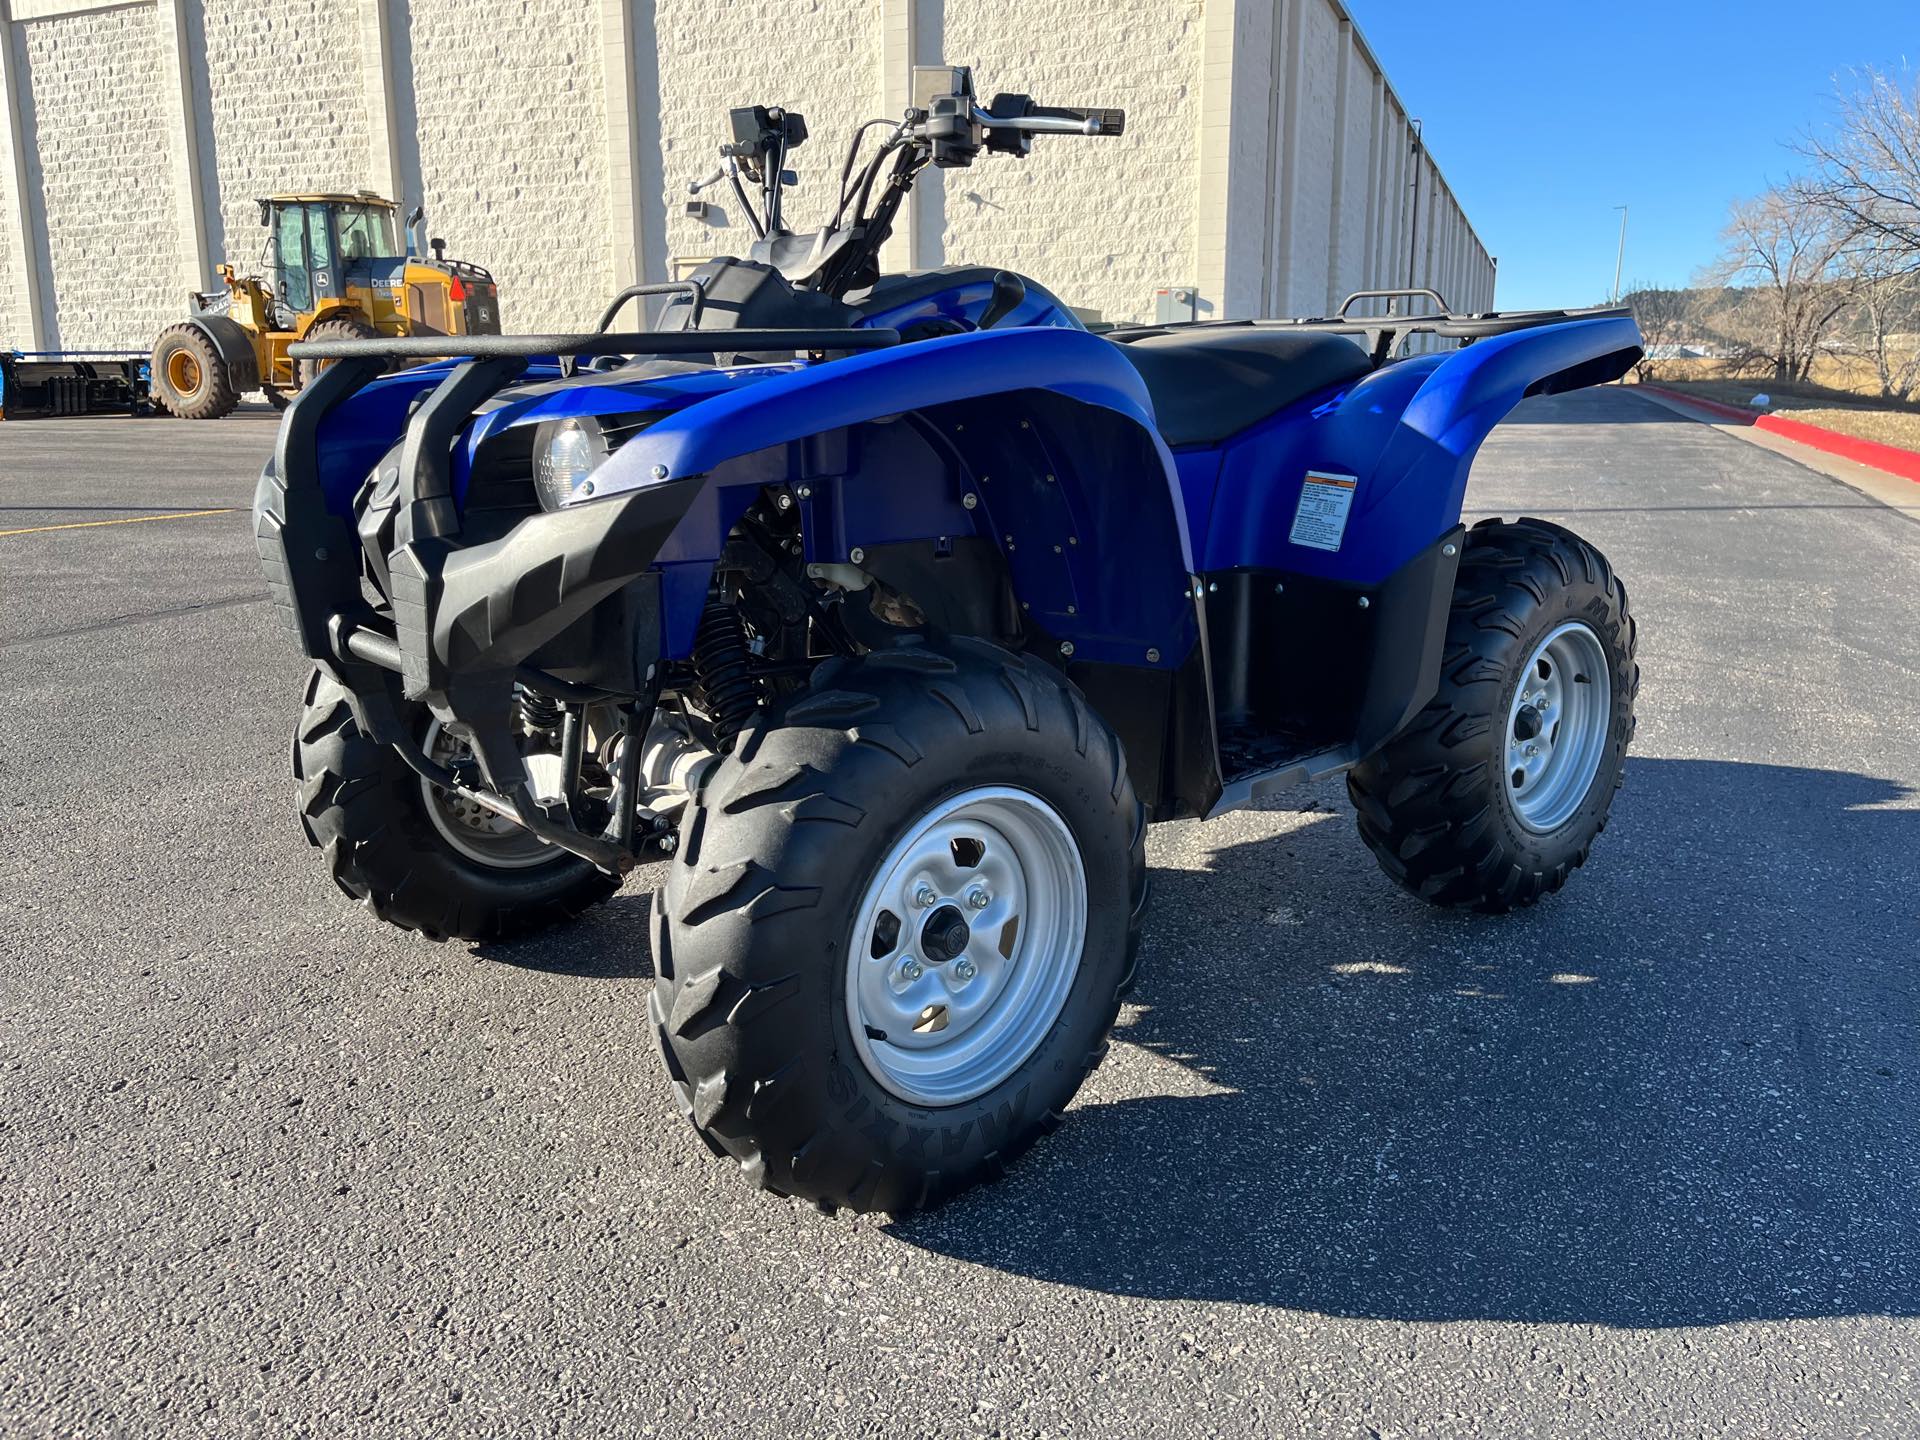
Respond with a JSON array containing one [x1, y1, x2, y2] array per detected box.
[[296, 314, 379, 390], [650, 637, 1147, 1215], [151, 324, 238, 420], [291, 667, 620, 942], [1347, 517, 1638, 913]]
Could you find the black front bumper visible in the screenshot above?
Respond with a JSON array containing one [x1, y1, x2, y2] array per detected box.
[[251, 352, 696, 869]]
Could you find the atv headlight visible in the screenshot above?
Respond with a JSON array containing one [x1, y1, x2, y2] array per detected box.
[[532, 416, 610, 510]]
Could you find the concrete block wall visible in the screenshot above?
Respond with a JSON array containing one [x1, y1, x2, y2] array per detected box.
[[655, 0, 882, 275], [197, 0, 370, 281], [1277, 0, 1338, 313], [935, 0, 1204, 325], [11, 3, 183, 351], [1189, 0, 1494, 339], [0, 0, 1494, 354], [408, 0, 612, 330], [0, 26, 23, 346]]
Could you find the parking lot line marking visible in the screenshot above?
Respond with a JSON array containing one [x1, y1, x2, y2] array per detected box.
[[0, 507, 238, 538]]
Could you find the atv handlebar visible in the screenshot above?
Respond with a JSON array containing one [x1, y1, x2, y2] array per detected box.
[[705, 65, 1124, 298], [972, 104, 1126, 137]]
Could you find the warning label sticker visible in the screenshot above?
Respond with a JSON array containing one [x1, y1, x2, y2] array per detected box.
[[1289, 470, 1360, 552]]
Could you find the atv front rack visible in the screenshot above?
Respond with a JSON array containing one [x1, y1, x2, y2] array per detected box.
[[260, 323, 903, 874], [287, 325, 901, 362], [1108, 294, 1633, 369]]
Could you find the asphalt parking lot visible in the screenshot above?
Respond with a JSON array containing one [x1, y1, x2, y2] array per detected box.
[[3, 387, 1917, 1437]]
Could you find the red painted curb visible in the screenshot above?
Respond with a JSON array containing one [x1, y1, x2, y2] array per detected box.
[[1632, 383, 1920, 484], [1753, 412, 1920, 483]]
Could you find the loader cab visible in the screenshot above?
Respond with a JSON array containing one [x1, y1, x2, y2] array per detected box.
[[258, 193, 406, 326]]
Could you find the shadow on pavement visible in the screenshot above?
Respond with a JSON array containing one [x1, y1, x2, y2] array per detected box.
[[473, 890, 659, 980], [891, 757, 1920, 1325]]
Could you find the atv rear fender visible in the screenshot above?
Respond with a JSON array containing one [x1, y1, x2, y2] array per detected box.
[[1200, 312, 1642, 583]]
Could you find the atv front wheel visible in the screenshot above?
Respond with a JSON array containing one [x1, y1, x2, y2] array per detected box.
[[650, 638, 1146, 1214], [151, 324, 238, 420], [1348, 517, 1638, 911], [291, 667, 620, 941]]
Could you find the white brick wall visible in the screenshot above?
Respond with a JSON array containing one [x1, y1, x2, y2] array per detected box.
[[0, 0, 1495, 353], [939, 0, 1203, 325], [654, 0, 882, 271], [198, 0, 371, 285], [16, 5, 181, 349], [0, 187, 17, 343], [0, 15, 19, 346], [1281, 0, 1338, 314], [409, 0, 612, 330], [1328, 28, 1373, 311]]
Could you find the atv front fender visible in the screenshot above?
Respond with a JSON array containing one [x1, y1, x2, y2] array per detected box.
[[578, 327, 1199, 668], [590, 326, 1170, 519]]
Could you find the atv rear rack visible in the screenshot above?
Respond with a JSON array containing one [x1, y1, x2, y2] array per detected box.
[[1108, 294, 1633, 368]]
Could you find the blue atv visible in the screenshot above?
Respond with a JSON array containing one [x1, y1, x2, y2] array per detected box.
[[256, 67, 1643, 1213]]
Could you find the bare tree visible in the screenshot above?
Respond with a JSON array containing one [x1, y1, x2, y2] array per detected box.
[[1704, 187, 1855, 382], [1621, 284, 1698, 381], [1838, 235, 1920, 399], [1798, 68, 1920, 256]]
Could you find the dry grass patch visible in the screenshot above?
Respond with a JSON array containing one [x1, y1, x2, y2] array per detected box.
[[1780, 407, 1920, 451]]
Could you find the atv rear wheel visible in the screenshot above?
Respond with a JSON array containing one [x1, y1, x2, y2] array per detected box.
[[1347, 517, 1638, 912], [291, 667, 620, 941], [649, 638, 1147, 1214], [296, 314, 378, 390], [151, 324, 238, 420]]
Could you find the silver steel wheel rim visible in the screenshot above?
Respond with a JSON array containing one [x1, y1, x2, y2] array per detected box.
[[846, 786, 1088, 1107], [419, 719, 565, 870], [1505, 621, 1612, 833]]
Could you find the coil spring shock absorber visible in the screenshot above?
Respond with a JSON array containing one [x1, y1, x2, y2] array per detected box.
[[692, 601, 760, 748], [516, 685, 565, 733]]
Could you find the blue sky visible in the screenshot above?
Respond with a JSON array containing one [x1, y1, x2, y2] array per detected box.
[[1346, 1, 1915, 309]]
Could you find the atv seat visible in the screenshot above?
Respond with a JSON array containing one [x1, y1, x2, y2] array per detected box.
[[1111, 328, 1372, 448]]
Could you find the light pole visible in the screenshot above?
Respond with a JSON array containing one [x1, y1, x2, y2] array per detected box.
[[1611, 205, 1628, 305], [1406, 119, 1425, 295]]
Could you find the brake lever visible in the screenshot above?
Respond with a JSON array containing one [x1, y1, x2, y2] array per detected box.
[[972, 106, 1100, 136]]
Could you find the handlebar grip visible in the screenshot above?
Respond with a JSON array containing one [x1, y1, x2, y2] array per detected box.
[[1030, 105, 1126, 136]]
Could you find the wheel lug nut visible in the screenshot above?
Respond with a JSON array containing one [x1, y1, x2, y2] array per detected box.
[[954, 958, 977, 981], [966, 886, 989, 910], [913, 883, 937, 908], [1526, 744, 1539, 757], [901, 958, 924, 981]]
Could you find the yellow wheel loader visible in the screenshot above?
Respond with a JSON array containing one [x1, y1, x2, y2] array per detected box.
[[150, 193, 500, 420]]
